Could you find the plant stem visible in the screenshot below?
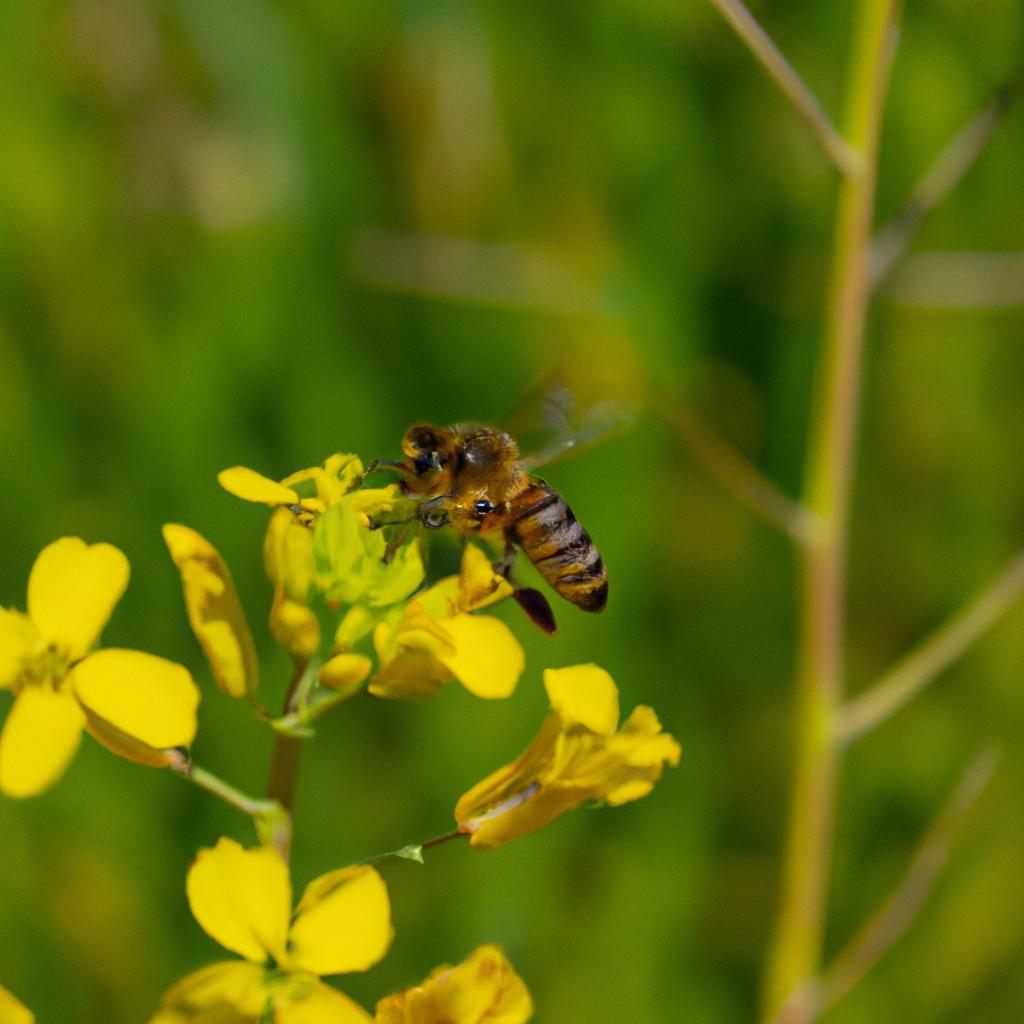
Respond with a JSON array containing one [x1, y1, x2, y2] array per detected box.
[[265, 659, 311, 858], [868, 76, 1022, 288], [657, 394, 818, 544], [840, 549, 1024, 743], [762, 1, 900, 1017], [815, 747, 998, 1017], [708, 0, 860, 176], [168, 753, 280, 819]]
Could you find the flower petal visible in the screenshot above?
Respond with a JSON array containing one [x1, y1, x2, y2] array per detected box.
[[374, 945, 533, 1024], [276, 977, 373, 1024], [150, 960, 270, 1021], [454, 715, 563, 849], [218, 466, 302, 506], [270, 591, 322, 662], [438, 615, 523, 699], [0, 609, 39, 688], [27, 538, 129, 658], [281, 453, 365, 509], [318, 654, 372, 690], [264, 508, 318, 601], [543, 665, 618, 734], [186, 838, 291, 964], [163, 524, 259, 698], [71, 650, 199, 748], [81, 705, 177, 768], [0, 984, 34, 1024], [462, 782, 591, 851], [367, 651, 450, 701], [287, 866, 392, 976], [0, 687, 84, 798], [457, 544, 514, 613]]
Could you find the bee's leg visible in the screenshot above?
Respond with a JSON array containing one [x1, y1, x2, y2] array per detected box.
[[352, 458, 411, 490], [369, 495, 449, 533], [286, 505, 317, 527], [493, 539, 519, 581], [367, 508, 418, 531], [381, 524, 412, 564], [414, 495, 451, 529]]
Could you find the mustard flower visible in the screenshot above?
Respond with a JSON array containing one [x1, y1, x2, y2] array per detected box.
[[0, 538, 200, 798], [374, 946, 532, 1024], [0, 984, 33, 1024], [152, 837, 392, 1023], [369, 545, 523, 701], [455, 665, 681, 849], [163, 525, 259, 699], [219, 455, 425, 659]]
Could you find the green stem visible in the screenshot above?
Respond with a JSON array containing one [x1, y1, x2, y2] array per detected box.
[[360, 829, 469, 866], [265, 660, 312, 859], [763, 1, 901, 1017], [708, 0, 860, 176], [840, 549, 1024, 743], [168, 754, 281, 820]]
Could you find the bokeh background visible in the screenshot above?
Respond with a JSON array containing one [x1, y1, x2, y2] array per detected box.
[[2, 1, 1024, 1021]]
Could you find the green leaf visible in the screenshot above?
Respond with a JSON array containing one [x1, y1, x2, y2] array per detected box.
[[394, 844, 425, 863]]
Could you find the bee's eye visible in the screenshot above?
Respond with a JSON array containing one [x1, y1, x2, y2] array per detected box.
[[474, 499, 493, 515], [413, 454, 433, 475]]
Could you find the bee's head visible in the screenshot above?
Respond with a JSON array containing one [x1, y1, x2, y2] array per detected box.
[[402, 423, 455, 476]]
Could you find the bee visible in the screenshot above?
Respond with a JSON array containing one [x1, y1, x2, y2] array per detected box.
[[373, 422, 608, 631]]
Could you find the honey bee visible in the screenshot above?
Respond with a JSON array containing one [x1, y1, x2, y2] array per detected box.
[[373, 422, 608, 630]]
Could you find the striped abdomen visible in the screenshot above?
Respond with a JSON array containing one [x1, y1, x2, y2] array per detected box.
[[509, 480, 607, 612]]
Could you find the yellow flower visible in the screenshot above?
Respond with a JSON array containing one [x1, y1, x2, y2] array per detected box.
[[0, 538, 200, 798], [219, 455, 425, 660], [375, 946, 532, 1024], [0, 984, 33, 1024], [218, 453, 365, 521], [265, 507, 322, 661], [163, 525, 259, 699], [152, 837, 392, 1024], [369, 545, 522, 701], [454, 665, 681, 849]]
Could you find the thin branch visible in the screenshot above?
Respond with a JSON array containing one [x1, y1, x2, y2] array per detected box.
[[883, 250, 1024, 310], [869, 77, 1023, 288], [840, 549, 1024, 743], [762, 0, 901, 1015], [359, 829, 469, 867], [708, 0, 860, 176], [771, 748, 999, 1024], [657, 395, 818, 545], [265, 659, 313, 859], [167, 753, 281, 819]]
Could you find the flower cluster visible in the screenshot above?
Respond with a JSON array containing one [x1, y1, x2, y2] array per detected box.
[[0, 449, 681, 1022], [150, 838, 531, 1024]]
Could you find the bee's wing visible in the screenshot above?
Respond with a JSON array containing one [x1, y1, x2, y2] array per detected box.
[[506, 370, 634, 472]]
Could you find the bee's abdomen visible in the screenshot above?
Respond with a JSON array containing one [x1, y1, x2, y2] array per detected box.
[[511, 482, 607, 612]]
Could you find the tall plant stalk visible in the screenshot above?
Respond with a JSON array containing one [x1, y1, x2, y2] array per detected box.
[[762, 1, 900, 1016]]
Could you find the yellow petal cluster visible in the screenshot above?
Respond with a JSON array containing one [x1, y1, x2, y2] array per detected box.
[[0, 984, 33, 1024], [455, 665, 680, 849], [220, 455, 427, 664], [375, 946, 532, 1024], [163, 525, 259, 698], [0, 539, 200, 798], [369, 545, 522, 701], [153, 837, 392, 1023]]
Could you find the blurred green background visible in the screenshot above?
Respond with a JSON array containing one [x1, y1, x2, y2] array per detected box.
[[2, 1, 1024, 1021]]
